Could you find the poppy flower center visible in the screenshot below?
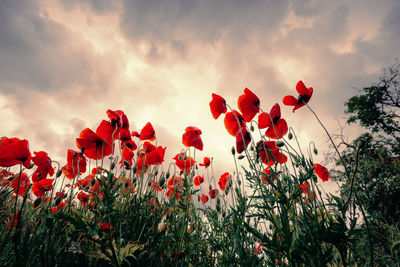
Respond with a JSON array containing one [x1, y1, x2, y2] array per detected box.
[[297, 94, 310, 104], [272, 116, 280, 124]]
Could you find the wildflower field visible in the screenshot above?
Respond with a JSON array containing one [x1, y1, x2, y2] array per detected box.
[[1, 80, 399, 266]]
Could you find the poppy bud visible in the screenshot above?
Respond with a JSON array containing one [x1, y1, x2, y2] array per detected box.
[[250, 125, 255, 132], [55, 197, 61, 206], [238, 155, 245, 160], [209, 185, 212, 191], [178, 155, 182, 160], [276, 141, 285, 147], [133, 166, 137, 174], [154, 170, 158, 176], [132, 177, 137, 184], [125, 181, 130, 188], [159, 176, 165, 187], [148, 180, 152, 187], [313, 148, 318, 155], [197, 195, 201, 202], [111, 162, 116, 170], [238, 179, 241, 186], [123, 160, 130, 169], [166, 172, 170, 179], [29, 163, 35, 169], [231, 147, 236, 155], [34, 197, 42, 208], [183, 155, 187, 161], [216, 199, 221, 212], [55, 169, 62, 178], [288, 132, 293, 140]]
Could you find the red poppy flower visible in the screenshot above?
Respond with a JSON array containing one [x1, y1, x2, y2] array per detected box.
[[101, 222, 111, 232], [283, 80, 313, 112], [62, 149, 87, 179], [182, 126, 203, 151], [120, 146, 134, 168], [77, 191, 89, 205], [166, 176, 183, 200], [118, 129, 132, 143], [218, 172, 231, 191], [224, 110, 246, 136], [199, 157, 211, 168], [121, 139, 137, 151], [139, 122, 156, 141], [236, 126, 251, 154], [32, 179, 53, 197], [258, 103, 288, 139], [145, 146, 166, 165], [193, 175, 204, 186], [209, 93, 227, 119], [0, 137, 31, 169], [32, 151, 54, 182], [257, 141, 287, 166], [313, 163, 330, 182], [76, 120, 115, 160], [238, 88, 260, 122], [106, 109, 129, 130], [209, 188, 218, 199], [201, 194, 209, 204], [173, 153, 195, 172], [10, 172, 31, 195]]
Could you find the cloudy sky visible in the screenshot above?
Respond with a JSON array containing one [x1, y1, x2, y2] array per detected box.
[[1, 0, 400, 191]]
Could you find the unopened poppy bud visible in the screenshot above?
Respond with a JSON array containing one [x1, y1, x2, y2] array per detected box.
[[56, 169, 62, 178], [111, 162, 116, 170], [216, 199, 221, 212], [125, 181, 130, 188], [34, 197, 42, 208], [148, 180, 152, 187], [231, 147, 236, 155], [197, 195, 201, 202], [123, 161, 130, 169], [183, 155, 187, 160], [29, 163, 35, 169], [238, 179, 241, 186], [159, 176, 165, 187], [250, 125, 255, 132], [288, 132, 293, 140], [209, 185, 212, 191], [238, 155, 245, 160], [55, 197, 61, 206], [276, 141, 285, 147], [225, 188, 229, 195], [313, 148, 318, 155], [133, 166, 137, 174], [166, 172, 170, 179], [178, 155, 182, 160], [154, 170, 158, 176]]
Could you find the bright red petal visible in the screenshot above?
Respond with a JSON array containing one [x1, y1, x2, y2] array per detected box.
[[238, 88, 260, 122], [224, 110, 245, 136], [209, 93, 227, 119]]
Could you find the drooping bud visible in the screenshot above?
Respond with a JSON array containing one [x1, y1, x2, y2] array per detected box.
[[159, 176, 165, 187], [288, 132, 293, 140], [238, 155, 245, 160], [313, 148, 318, 155], [276, 141, 285, 147], [231, 147, 236, 156], [250, 125, 255, 132], [56, 169, 62, 178]]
